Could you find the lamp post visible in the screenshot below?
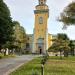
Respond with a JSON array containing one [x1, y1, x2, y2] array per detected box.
[[41, 64, 44, 75]]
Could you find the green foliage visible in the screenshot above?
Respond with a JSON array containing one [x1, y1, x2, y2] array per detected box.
[[10, 56, 75, 75], [0, 53, 4, 59], [10, 57, 42, 75], [48, 34, 71, 57], [48, 34, 70, 52], [59, 2, 75, 26], [0, 0, 14, 48], [57, 33, 69, 40], [41, 55, 48, 65], [69, 40, 75, 56], [13, 21, 26, 51], [0, 53, 15, 59]]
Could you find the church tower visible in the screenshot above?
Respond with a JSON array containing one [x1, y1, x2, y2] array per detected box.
[[33, 0, 49, 54]]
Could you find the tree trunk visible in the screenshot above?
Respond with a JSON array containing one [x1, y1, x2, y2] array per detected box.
[[64, 50, 68, 57]]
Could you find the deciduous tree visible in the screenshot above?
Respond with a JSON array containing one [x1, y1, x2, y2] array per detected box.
[[0, 0, 14, 48], [59, 2, 75, 27]]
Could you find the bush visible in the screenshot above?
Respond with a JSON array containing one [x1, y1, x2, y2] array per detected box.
[[32, 70, 39, 75], [0, 53, 4, 59]]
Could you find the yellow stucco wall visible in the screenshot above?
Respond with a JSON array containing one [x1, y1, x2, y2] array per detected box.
[[34, 13, 48, 41], [33, 3, 49, 53], [48, 34, 52, 49], [32, 0, 53, 54], [25, 0, 53, 53]]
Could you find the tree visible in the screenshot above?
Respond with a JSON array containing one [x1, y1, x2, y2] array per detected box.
[[13, 21, 26, 53], [69, 40, 75, 56], [48, 34, 70, 57], [58, 2, 75, 56], [59, 2, 75, 27], [0, 0, 14, 48]]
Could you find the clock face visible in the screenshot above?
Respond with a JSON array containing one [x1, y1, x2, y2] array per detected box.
[[39, 17, 43, 24]]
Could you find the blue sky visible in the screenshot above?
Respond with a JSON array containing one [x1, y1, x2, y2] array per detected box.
[[4, 0, 75, 40]]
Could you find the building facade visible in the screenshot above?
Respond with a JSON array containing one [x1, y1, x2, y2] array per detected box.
[[26, 0, 52, 54], [32, 0, 50, 54], [26, 34, 33, 52]]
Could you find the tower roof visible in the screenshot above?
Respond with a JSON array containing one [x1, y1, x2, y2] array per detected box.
[[38, 0, 47, 5]]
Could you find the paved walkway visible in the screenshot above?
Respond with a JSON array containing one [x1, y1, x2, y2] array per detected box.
[[0, 55, 36, 75]]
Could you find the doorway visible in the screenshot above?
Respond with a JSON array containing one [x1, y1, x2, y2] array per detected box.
[[40, 48, 42, 54]]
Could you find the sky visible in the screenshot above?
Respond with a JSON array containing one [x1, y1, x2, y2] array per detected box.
[[4, 0, 75, 40]]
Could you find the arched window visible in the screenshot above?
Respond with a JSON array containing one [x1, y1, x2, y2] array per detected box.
[[39, 17, 43, 24], [38, 38, 44, 43]]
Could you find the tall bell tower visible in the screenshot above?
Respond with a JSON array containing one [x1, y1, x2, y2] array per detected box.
[[32, 0, 49, 54]]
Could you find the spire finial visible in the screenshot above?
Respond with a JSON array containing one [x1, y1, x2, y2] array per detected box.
[[38, 0, 46, 5]]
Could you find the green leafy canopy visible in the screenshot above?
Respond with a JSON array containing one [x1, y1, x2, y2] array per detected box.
[[59, 2, 75, 26]]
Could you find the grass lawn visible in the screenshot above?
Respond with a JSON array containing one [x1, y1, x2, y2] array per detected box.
[[10, 56, 75, 75], [0, 53, 15, 59]]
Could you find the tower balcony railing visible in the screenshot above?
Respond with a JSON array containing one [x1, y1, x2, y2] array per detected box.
[[34, 9, 49, 14]]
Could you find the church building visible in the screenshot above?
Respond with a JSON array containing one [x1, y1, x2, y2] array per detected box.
[[26, 0, 52, 54]]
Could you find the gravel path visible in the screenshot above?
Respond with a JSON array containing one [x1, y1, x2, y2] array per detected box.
[[0, 55, 36, 75]]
